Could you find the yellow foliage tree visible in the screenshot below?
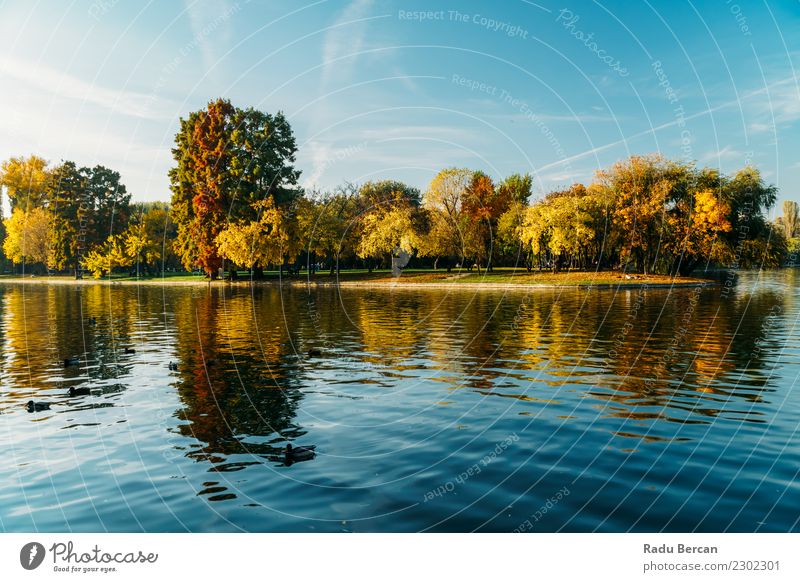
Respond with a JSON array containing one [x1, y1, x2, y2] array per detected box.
[[83, 234, 129, 278], [3, 207, 54, 267], [216, 197, 289, 270], [0, 155, 50, 211], [357, 205, 421, 265], [666, 189, 733, 274]]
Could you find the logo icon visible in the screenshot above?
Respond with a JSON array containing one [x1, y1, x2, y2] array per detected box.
[[20, 542, 46, 570]]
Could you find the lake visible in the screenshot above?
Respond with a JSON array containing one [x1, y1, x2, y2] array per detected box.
[[1, 271, 799, 532]]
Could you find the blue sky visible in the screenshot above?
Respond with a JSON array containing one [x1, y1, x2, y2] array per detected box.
[[1, 0, 799, 213]]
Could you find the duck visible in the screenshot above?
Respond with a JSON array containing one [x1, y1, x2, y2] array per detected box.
[[124, 347, 136, 354], [168, 361, 178, 371], [307, 348, 322, 357], [26, 401, 51, 413], [63, 356, 80, 367], [88, 317, 97, 325], [68, 387, 91, 397], [284, 443, 316, 462]]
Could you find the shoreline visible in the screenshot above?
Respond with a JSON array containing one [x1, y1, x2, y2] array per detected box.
[[0, 275, 720, 290]]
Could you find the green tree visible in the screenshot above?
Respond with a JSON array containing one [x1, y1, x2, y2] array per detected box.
[[169, 99, 300, 277], [497, 173, 532, 204], [85, 164, 131, 248], [45, 161, 84, 272]]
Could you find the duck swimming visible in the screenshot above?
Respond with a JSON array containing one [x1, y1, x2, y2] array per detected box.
[[26, 401, 51, 412], [284, 443, 316, 462], [307, 348, 322, 357], [63, 356, 80, 367], [168, 361, 178, 371], [68, 387, 91, 397], [124, 347, 136, 354]]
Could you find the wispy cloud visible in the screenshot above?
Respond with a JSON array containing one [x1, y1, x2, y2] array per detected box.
[[748, 77, 800, 126], [699, 145, 742, 164], [306, 0, 386, 187], [184, 0, 240, 74], [321, 0, 374, 84], [366, 125, 476, 140], [533, 76, 800, 174], [0, 57, 171, 120]]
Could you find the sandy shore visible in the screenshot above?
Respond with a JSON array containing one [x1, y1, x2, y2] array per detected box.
[[0, 276, 719, 290]]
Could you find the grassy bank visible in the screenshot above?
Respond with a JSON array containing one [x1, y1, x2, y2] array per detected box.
[[0, 268, 717, 288]]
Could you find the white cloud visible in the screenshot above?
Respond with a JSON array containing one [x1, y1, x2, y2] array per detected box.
[[0, 57, 171, 120], [321, 0, 374, 84], [749, 122, 775, 134], [699, 145, 742, 163], [184, 0, 239, 74]]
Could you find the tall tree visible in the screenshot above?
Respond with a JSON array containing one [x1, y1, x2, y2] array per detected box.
[[169, 99, 300, 277], [45, 161, 84, 272], [419, 168, 473, 269], [780, 200, 799, 239], [230, 108, 302, 214], [85, 164, 131, 247], [596, 155, 692, 274], [497, 173, 533, 204]]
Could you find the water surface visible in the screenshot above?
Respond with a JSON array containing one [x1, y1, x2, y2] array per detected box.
[[1, 271, 798, 532]]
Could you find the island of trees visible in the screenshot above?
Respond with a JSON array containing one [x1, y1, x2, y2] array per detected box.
[[1, 98, 797, 282]]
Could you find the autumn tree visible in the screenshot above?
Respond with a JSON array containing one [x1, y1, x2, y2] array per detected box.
[[518, 185, 600, 272], [419, 168, 473, 270], [355, 180, 423, 271], [216, 197, 289, 271], [3, 207, 53, 270], [83, 235, 128, 278], [595, 155, 692, 274], [357, 204, 424, 270], [777, 200, 799, 239], [169, 99, 300, 278], [665, 189, 732, 275], [0, 155, 50, 211], [298, 186, 360, 274], [124, 203, 177, 276]]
